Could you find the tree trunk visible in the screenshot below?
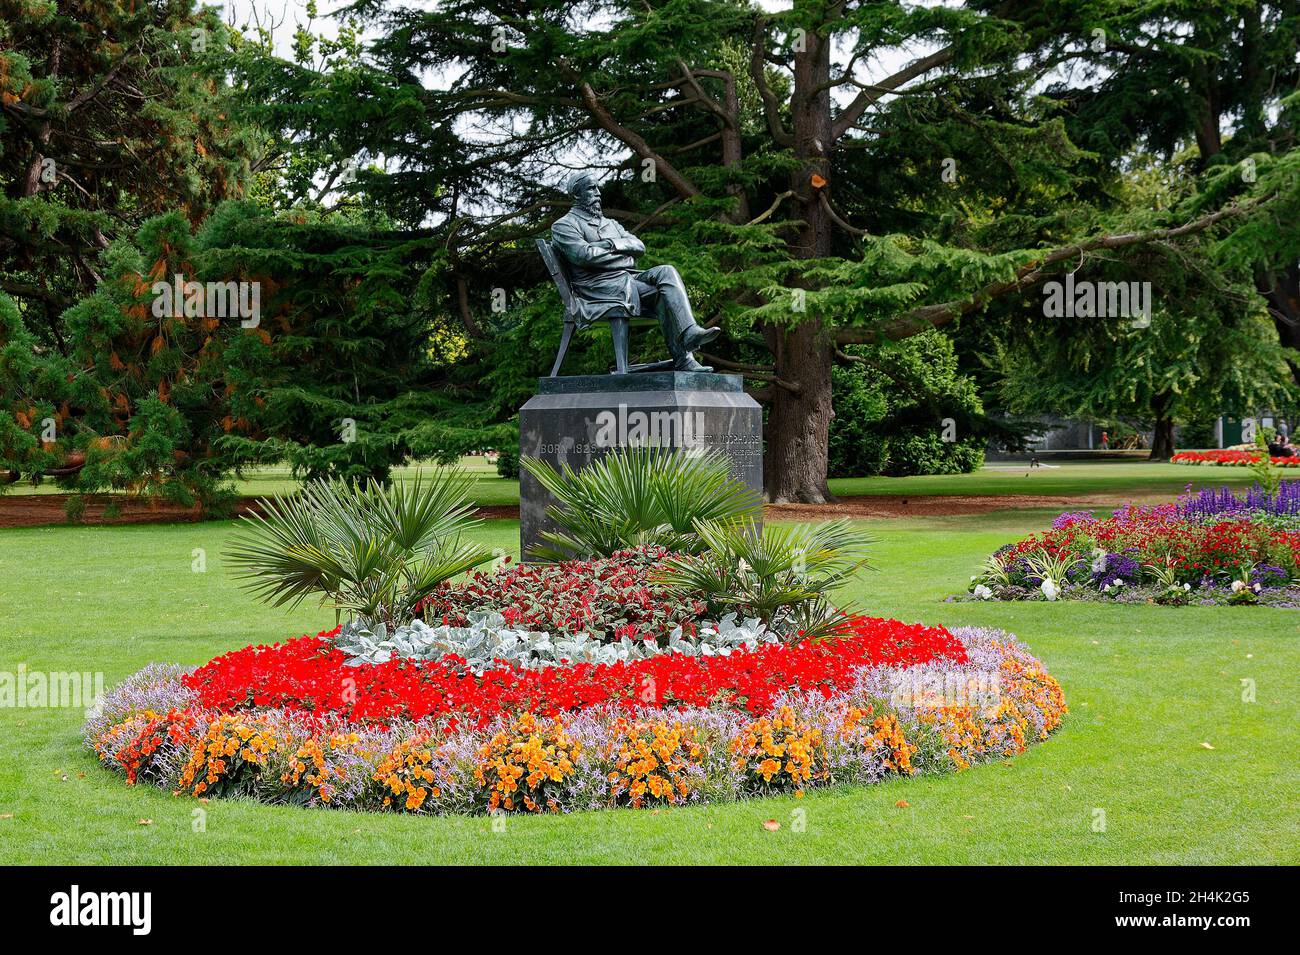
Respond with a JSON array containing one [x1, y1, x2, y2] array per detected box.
[[1149, 391, 1176, 461], [761, 10, 838, 503], [1258, 264, 1300, 385], [765, 321, 835, 502], [1150, 418, 1176, 461]]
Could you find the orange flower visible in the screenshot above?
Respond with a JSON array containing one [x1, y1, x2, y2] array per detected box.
[[374, 733, 444, 813], [474, 714, 581, 814], [604, 718, 702, 809], [732, 707, 828, 794]]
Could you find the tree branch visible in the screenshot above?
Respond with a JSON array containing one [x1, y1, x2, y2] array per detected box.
[[566, 67, 700, 199], [700, 352, 800, 392], [831, 45, 955, 142], [65, 46, 138, 114], [455, 275, 485, 340], [748, 190, 795, 225], [836, 197, 1268, 344], [819, 191, 869, 235], [750, 18, 794, 148], [674, 60, 736, 130]]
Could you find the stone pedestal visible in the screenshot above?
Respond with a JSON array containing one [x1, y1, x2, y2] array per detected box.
[[519, 372, 763, 559]]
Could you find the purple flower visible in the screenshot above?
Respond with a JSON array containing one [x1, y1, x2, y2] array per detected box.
[[82, 663, 198, 749], [1249, 565, 1290, 589], [1090, 551, 1139, 588], [1177, 481, 1300, 520], [1051, 510, 1099, 529]]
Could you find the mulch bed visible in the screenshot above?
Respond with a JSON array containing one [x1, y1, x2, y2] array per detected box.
[[0, 491, 1141, 530], [0, 493, 261, 529]]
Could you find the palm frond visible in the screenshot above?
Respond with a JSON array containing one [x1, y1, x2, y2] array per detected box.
[[522, 447, 761, 560], [655, 517, 875, 636], [224, 470, 493, 626]]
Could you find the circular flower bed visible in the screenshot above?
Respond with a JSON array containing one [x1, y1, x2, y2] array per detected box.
[[84, 620, 1067, 815]]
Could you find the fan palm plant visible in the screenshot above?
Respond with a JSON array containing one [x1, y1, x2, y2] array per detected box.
[[654, 518, 875, 640], [225, 471, 494, 627], [521, 447, 763, 560]]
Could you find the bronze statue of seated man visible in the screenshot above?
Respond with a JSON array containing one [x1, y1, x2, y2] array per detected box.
[[549, 172, 720, 373]]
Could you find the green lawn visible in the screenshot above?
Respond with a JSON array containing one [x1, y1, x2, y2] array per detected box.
[[828, 461, 1268, 499], [1, 503, 1295, 865], [4, 457, 1268, 509], [229, 459, 1283, 505], [228, 457, 522, 506]]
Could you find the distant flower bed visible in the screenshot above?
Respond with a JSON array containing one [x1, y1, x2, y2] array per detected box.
[[961, 486, 1300, 607], [1173, 449, 1299, 467], [85, 627, 1066, 815]]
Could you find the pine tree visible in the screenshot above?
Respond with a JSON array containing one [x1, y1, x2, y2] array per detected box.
[[993, 236, 1295, 459], [1038, 0, 1300, 382], [0, 0, 252, 337], [0, 0, 255, 490]]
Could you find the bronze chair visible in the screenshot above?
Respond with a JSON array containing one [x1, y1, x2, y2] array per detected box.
[[536, 238, 671, 376]]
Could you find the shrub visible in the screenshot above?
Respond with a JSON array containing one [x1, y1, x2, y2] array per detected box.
[[521, 446, 762, 560], [494, 446, 520, 479], [654, 518, 874, 637], [225, 471, 493, 627], [829, 332, 986, 478]]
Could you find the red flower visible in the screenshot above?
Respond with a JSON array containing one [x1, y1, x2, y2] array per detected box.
[[183, 616, 967, 728]]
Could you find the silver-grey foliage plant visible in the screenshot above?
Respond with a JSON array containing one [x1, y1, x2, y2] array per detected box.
[[333, 610, 778, 672]]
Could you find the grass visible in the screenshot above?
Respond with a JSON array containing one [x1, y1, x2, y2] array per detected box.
[[3, 457, 1267, 509], [828, 461, 1266, 499], [3, 456, 523, 507], [1, 500, 1295, 865]]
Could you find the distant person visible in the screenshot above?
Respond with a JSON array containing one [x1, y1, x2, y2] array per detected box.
[[1278, 419, 1290, 443], [1099, 430, 1110, 450]]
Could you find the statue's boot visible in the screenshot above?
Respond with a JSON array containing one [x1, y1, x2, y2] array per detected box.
[[674, 354, 713, 372], [682, 325, 721, 351]]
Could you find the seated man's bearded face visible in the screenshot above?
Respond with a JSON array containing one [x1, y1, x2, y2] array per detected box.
[[570, 175, 602, 214]]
